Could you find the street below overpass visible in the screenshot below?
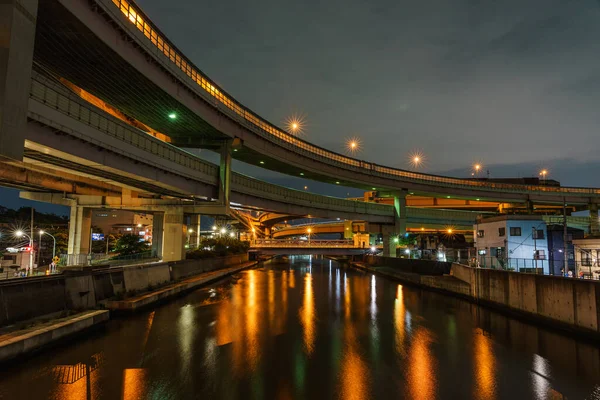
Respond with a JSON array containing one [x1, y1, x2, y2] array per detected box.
[[1, 258, 598, 399]]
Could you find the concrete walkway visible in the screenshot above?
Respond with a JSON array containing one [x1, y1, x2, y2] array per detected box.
[[105, 261, 257, 311], [0, 310, 109, 363]]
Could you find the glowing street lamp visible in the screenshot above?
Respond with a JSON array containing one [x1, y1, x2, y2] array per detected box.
[[15, 230, 33, 275], [346, 137, 361, 154], [539, 169, 548, 183], [285, 115, 306, 136], [39, 230, 57, 259], [168, 112, 177, 120], [408, 151, 425, 169], [473, 163, 482, 176], [229, 232, 235, 238], [220, 228, 227, 235], [212, 225, 217, 231]]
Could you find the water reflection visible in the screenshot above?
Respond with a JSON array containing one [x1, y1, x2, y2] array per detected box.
[[407, 328, 437, 400], [2, 259, 600, 400], [473, 328, 496, 400], [122, 368, 147, 400], [394, 285, 406, 357], [531, 354, 551, 399], [300, 272, 315, 355]]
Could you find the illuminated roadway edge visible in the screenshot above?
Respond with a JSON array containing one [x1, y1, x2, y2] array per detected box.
[[39, 0, 600, 206]]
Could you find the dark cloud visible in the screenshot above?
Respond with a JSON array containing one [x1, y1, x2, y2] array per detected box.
[[135, 0, 600, 183]]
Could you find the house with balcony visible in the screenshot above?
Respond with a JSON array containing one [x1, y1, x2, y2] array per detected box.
[[474, 215, 549, 273]]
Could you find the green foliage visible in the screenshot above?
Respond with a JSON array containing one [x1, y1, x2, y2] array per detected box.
[[187, 237, 249, 259], [114, 234, 150, 255]]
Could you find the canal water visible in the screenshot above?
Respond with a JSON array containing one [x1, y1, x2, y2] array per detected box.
[[1, 257, 599, 399]]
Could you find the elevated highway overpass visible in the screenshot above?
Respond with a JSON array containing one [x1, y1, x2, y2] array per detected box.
[[4, 0, 600, 205], [1, 0, 599, 261]]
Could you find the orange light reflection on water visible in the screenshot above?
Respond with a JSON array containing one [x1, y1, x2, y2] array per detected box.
[[394, 285, 406, 357], [407, 327, 437, 400], [474, 328, 496, 400], [122, 368, 148, 400], [299, 272, 315, 355]]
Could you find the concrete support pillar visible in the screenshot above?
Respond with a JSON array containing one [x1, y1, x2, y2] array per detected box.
[[152, 212, 164, 258], [68, 206, 92, 255], [0, 0, 37, 161], [161, 207, 185, 262], [219, 141, 232, 214], [383, 192, 407, 257], [590, 203, 599, 236], [190, 214, 201, 248]]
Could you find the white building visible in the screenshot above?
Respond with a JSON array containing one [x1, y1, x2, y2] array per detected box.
[[474, 215, 549, 273], [572, 238, 600, 279]]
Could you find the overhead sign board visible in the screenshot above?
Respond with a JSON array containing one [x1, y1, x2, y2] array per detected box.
[[92, 233, 105, 241]]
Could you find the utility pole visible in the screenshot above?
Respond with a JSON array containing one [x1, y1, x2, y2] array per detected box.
[[30, 207, 34, 275], [563, 198, 568, 277], [533, 226, 538, 273]]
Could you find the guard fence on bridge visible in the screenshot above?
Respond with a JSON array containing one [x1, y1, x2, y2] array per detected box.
[[252, 239, 357, 248]]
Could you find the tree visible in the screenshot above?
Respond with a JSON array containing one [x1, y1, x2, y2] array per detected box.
[[114, 234, 149, 255]]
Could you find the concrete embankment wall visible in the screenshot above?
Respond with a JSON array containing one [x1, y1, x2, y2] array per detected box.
[[0, 254, 249, 327], [363, 255, 452, 275], [450, 263, 600, 336]]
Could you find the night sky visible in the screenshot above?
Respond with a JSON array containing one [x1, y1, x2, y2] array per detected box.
[[3, 0, 600, 213]]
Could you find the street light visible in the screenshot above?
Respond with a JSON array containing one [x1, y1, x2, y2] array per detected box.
[[539, 169, 548, 183], [220, 228, 227, 235], [39, 230, 57, 259], [15, 230, 33, 275]]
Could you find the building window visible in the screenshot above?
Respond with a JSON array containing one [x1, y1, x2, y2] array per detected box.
[[498, 227, 505, 237], [477, 230, 485, 238], [582, 251, 592, 266], [510, 227, 521, 236], [534, 250, 546, 260], [478, 249, 487, 255], [533, 229, 544, 239], [96, 213, 108, 217]]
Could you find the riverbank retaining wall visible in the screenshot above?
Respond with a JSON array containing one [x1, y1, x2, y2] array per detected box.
[[0, 253, 249, 327], [450, 263, 600, 336], [363, 255, 451, 275]]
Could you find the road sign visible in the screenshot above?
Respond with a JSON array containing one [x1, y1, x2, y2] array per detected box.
[[92, 233, 105, 241]]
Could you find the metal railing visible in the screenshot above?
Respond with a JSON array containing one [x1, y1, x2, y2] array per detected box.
[[252, 239, 356, 248], [61, 251, 155, 266], [99, 0, 600, 198], [457, 256, 600, 279]]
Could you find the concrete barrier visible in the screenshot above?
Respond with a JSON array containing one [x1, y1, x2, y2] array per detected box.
[[364, 255, 451, 275], [0, 253, 251, 327], [451, 263, 600, 337], [170, 254, 249, 281], [122, 262, 171, 292]]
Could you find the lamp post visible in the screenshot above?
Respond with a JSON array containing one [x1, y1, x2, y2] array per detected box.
[[307, 228, 312, 246], [39, 230, 57, 258], [15, 230, 33, 275], [539, 169, 548, 184]]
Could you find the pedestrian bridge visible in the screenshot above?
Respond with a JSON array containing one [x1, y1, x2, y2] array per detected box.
[[250, 239, 372, 255]]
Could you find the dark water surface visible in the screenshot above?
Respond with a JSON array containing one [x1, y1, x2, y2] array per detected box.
[[1, 257, 599, 399]]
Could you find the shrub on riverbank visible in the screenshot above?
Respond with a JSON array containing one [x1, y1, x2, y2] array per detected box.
[[186, 237, 249, 259]]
